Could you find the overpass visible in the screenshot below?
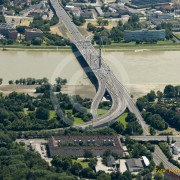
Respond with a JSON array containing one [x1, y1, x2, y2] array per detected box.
[[130, 135, 180, 142], [50, 0, 150, 135]]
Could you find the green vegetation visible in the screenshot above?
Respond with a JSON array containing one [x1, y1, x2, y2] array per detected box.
[[98, 108, 107, 116], [0, 132, 77, 179], [72, 159, 89, 168], [136, 85, 180, 132], [117, 113, 128, 127], [110, 111, 143, 135], [0, 77, 93, 131], [74, 117, 84, 125]]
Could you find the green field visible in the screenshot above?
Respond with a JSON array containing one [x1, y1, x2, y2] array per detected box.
[[74, 117, 84, 125], [50, 110, 56, 119], [98, 109, 108, 116], [117, 113, 128, 128], [72, 159, 89, 168]]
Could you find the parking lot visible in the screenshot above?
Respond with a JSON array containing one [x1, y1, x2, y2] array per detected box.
[[16, 139, 52, 165]]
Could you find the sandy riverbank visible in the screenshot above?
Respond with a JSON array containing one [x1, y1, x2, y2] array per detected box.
[[0, 83, 179, 100]]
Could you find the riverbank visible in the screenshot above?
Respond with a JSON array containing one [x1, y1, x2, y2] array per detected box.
[[1, 43, 180, 52], [1, 83, 179, 100]]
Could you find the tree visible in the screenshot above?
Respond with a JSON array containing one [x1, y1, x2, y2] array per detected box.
[[154, 173, 163, 180], [8, 80, 14, 85], [0, 78, 2, 85], [97, 18, 103, 26], [147, 90, 156, 102], [84, 150, 93, 158], [164, 85, 176, 98], [36, 107, 50, 120], [150, 127, 156, 135], [87, 23, 96, 32], [70, 162, 82, 176], [31, 37, 42, 45], [126, 112, 136, 122]]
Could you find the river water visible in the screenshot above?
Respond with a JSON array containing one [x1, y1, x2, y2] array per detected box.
[[0, 50, 180, 87]]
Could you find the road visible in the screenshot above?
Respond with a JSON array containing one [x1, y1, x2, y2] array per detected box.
[[130, 135, 180, 142], [50, 0, 149, 135], [153, 145, 180, 176]]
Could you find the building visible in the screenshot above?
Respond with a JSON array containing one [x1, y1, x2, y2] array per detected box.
[[175, 10, 180, 15], [124, 29, 166, 42], [81, 11, 93, 19], [25, 28, 43, 41], [172, 142, 180, 155], [95, 7, 104, 17], [106, 156, 116, 167], [132, 0, 171, 6], [70, 7, 81, 17], [0, 23, 16, 38], [8, 29, 18, 41], [126, 158, 144, 172], [49, 135, 123, 157], [164, 171, 180, 180], [147, 9, 174, 22], [0, 5, 5, 14], [104, 12, 120, 18]]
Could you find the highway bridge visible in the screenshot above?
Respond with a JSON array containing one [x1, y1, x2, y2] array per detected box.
[[50, 0, 150, 135]]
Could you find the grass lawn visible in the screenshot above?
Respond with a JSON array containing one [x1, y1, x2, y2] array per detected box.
[[24, 109, 33, 115], [50, 110, 56, 119], [117, 113, 128, 128], [74, 117, 84, 125], [174, 33, 180, 39], [157, 40, 173, 44], [72, 159, 89, 168], [98, 109, 108, 116]]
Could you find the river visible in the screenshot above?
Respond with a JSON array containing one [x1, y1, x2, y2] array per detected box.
[[0, 50, 180, 98]]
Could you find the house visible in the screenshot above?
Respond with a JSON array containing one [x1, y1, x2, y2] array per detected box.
[[172, 142, 180, 155], [25, 28, 43, 41], [104, 12, 120, 18], [0, 23, 16, 38], [126, 158, 144, 172], [0, 5, 5, 14], [4, 10, 15, 16], [95, 7, 104, 17], [8, 29, 18, 41], [81, 11, 93, 19], [70, 7, 81, 17], [49, 135, 124, 157], [106, 156, 116, 167]]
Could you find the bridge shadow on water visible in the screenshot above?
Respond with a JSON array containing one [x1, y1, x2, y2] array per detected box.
[[71, 45, 111, 101], [71, 45, 98, 90]]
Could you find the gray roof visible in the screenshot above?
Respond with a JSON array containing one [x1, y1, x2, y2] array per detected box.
[[106, 156, 115, 166], [126, 159, 143, 168]]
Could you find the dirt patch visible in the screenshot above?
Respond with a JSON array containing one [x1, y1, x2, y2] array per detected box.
[[61, 85, 96, 99]]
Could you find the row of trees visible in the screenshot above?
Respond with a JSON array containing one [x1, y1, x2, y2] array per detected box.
[[8, 77, 49, 85]]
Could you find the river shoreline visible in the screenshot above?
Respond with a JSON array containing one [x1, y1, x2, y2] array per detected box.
[[1, 43, 180, 52]]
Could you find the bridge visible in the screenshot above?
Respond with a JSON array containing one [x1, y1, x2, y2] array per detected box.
[[50, 0, 150, 135]]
